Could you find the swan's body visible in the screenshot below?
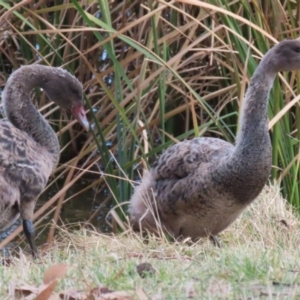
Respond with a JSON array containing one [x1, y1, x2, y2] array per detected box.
[[0, 65, 89, 256], [129, 39, 300, 240], [0, 124, 53, 232]]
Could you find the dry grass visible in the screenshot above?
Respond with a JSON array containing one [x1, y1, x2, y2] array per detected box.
[[1, 0, 300, 250], [1, 183, 300, 299]]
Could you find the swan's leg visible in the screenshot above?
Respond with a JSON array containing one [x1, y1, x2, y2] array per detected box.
[[23, 219, 38, 258], [20, 200, 38, 258], [209, 235, 221, 248]]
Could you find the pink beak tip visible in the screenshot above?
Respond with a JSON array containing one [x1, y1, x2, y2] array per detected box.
[[72, 104, 90, 131]]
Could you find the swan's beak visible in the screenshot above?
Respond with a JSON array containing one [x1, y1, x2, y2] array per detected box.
[[71, 103, 90, 131]]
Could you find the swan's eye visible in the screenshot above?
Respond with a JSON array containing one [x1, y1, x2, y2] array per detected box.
[[70, 88, 78, 95], [295, 48, 300, 53]]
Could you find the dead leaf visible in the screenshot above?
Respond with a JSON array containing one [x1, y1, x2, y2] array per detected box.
[[11, 264, 67, 300], [15, 284, 40, 297], [43, 264, 68, 284], [23, 294, 37, 300], [36, 280, 58, 300], [135, 287, 149, 300]]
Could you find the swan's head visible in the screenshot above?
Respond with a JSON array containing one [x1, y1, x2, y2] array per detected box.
[[269, 39, 300, 72], [43, 67, 89, 131]]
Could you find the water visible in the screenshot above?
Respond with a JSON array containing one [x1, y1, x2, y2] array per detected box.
[[0, 177, 112, 253], [38, 177, 112, 232]]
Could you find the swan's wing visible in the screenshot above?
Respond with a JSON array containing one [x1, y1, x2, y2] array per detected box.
[[129, 137, 235, 233], [151, 137, 234, 181], [151, 138, 234, 215], [0, 120, 53, 200]]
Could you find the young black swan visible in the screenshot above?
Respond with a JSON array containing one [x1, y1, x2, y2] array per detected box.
[[129, 39, 300, 242], [0, 65, 89, 257]]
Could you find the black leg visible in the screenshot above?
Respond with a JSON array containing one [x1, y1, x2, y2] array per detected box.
[[209, 235, 221, 248], [23, 220, 38, 258]]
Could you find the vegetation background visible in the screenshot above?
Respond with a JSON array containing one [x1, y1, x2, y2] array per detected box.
[[1, 0, 300, 249], [1, 0, 300, 298]]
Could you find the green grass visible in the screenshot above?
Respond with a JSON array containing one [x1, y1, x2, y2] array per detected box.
[[1, 0, 300, 250], [1, 184, 300, 299]]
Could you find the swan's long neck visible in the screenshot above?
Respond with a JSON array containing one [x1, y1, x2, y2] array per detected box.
[[218, 55, 277, 202], [235, 60, 276, 155], [2, 65, 60, 167]]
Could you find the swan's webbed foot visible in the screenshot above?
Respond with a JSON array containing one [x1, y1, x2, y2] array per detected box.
[[209, 235, 221, 248], [23, 219, 38, 258]]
